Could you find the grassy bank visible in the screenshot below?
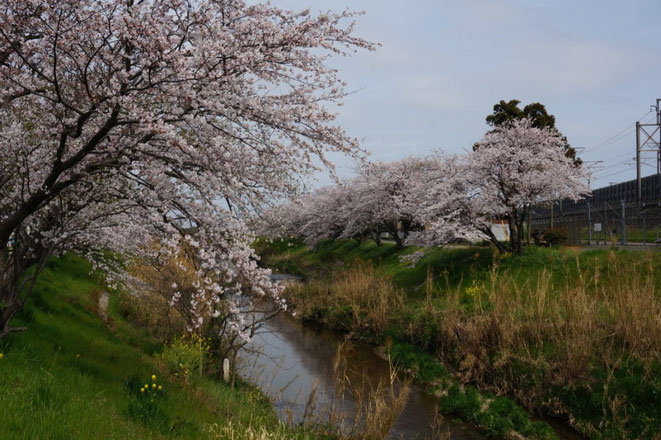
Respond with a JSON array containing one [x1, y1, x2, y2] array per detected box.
[[256, 238, 661, 439], [0, 254, 314, 440]]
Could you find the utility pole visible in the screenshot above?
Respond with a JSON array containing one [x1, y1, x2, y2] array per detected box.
[[603, 204, 607, 245], [636, 99, 661, 206], [583, 161, 604, 190], [636, 121, 641, 204], [656, 98, 661, 173], [621, 199, 626, 245], [587, 201, 591, 245]]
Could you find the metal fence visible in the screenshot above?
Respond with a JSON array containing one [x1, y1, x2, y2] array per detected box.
[[529, 174, 661, 246]]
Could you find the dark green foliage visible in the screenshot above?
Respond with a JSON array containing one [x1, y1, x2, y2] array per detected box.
[[387, 339, 558, 438], [484, 99, 581, 166], [440, 386, 557, 439], [486, 100, 556, 130], [440, 385, 482, 422], [403, 308, 443, 352], [126, 396, 171, 432], [555, 360, 661, 439], [387, 339, 447, 384], [542, 228, 568, 245]]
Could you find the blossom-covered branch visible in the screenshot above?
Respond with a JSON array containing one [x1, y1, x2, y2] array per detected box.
[[0, 0, 374, 340]]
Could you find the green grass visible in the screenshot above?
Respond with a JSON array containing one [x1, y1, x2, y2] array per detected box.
[[256, 238, 495, 293], [257, 237, 661, 296], [0, 254, 312, 440], [579, 225, 661, 244]]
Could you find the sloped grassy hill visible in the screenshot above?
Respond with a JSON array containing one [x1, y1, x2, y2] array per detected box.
[[0, 254, 307, 440]]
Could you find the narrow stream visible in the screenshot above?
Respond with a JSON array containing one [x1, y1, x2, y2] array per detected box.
[[237, 275, 581, 439], [238, 309, 486, 439]]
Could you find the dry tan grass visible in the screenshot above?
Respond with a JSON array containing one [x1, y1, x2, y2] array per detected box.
[[279, 248, 661, 436], [119, 242, 224, 341], [285, 261, 405, 333], [332, 262, 405, 333], [205, 421, 305, 440], [418, 253, 661, 414]]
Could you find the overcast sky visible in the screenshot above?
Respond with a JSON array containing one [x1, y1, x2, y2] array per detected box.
[[276, 0, 661, 189]]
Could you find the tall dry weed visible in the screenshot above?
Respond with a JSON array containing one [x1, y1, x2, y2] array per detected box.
[[428, 255, 661, 416], [285, 261, 405, 333], [332, 342, 411, 440]]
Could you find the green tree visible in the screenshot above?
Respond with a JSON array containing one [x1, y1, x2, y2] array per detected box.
[[485, 99, 581, 166]]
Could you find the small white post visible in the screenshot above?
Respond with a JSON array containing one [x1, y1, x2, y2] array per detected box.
[[223, 358, 230, 383]]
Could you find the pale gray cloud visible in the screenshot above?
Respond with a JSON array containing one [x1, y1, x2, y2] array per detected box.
[[275, 0, 661, 188]]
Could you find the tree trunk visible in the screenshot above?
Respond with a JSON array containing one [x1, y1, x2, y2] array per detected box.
[[515, 225, 523, 254], [0, 303, 27, 340], [230, 349, 238, 389], [507, 216, 519, 254], [481, 227, 508, 253], [516, 211, 527, 255], [373, 232, 382, 247], [526, 205, 532, 244], [0, 232, 55, 340], [508, 209, 527, 255], [391, 229, 403, 248]]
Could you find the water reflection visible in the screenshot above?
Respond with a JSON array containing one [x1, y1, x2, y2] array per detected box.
[[238, 310, 487, 439]]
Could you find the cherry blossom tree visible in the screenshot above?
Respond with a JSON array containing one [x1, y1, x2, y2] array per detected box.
[[294, 185, 352, 247], [342, 157, 431, 247], [404, 153, 485, 247], [409, 121, 588, 253], [464, 118, 588, 254], [261, 157, 434, 248], [262, 119, 587, 256], [0, 0, 373, 339], [257, 183, 358, 248]]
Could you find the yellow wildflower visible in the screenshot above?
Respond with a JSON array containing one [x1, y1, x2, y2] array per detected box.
[[158, 385, 162, 391], [144, 384, 148, 389], [0, 353, 3, 359], [152, 383, 157, 389], [140, 388, 145, 393], [151, 374, 156, 381]]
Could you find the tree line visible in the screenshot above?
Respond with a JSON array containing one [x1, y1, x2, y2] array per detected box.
[[262, 117, 589, 254]]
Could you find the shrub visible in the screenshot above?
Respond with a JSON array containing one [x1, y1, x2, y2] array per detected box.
[[541, 228, 567, 245], [162, 334, 210, 383]]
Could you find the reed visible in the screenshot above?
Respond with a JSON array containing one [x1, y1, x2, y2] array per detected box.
[[285, 260, 405, 334], [415, 252, 661, 437]]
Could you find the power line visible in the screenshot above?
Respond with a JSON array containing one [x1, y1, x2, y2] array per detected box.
[[585, 113, 657, 154], [595, 167, 632, 181], [596, 127, 660, 173], [583, 110, 653, 153], [593, 160, 631, 177], [603, 151, 634, 161]]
